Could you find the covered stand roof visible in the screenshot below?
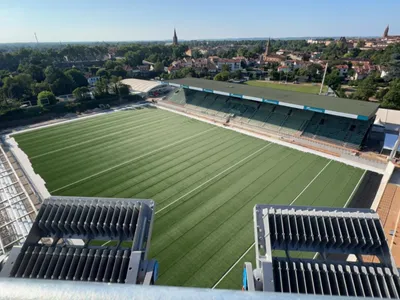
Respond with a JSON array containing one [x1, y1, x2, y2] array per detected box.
[[121, 79, 166, 93], [162, 78, 379, 120]]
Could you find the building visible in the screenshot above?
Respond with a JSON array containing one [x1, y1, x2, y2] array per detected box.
[[216, 58, 242, 71], [351, 64, 377, 80], [277, 66, 291, 73], [335, 65, 349, 77], [120, 78, 170, 97], [172, 28, 178, 46], [87, 76, 100, 86]]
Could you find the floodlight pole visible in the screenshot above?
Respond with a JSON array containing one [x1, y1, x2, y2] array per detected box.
[[319, 62, 328, 95]]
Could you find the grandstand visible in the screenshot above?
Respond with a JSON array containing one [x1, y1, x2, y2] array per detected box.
[[162, 78, 379, 150]]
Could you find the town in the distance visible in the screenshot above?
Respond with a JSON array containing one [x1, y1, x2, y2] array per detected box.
[[1, 24, 400, 119]]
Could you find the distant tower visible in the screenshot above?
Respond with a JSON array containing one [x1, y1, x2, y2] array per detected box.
[[173, 28, 178, 46], [265, 37, 271, 56], [383, 25, 389, 38], [34, 32, 39, 44]]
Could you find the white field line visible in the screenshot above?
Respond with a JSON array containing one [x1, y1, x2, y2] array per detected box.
[[50, 127, 217, 194], [344, 169, 367, 208], [102, 143, 272, 247], [102, 240, 111, 247], [30, 115, 174, 160], [155, 143, 272, 215], [289, 160, 332, 205], [211, 159, 332, 289]]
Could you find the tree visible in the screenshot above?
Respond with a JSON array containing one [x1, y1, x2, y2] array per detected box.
[[32, 82, 51, 96], [387, 53, 400, 80], [191, 49, 202, 59], [110, 76, 122, 95], [44, 66, 74, 95], [96, 68, 110, 78], [356, 40, 366, 48], [231, 70, 242, 80], [65, 69, 88, 88], [37, 91, 56, 106], [153, 62, 164, 73], [109, 76, 130, 100], [325, 70, 341, 90], [270, 70, 280, 81], [352, 76, 377, 101], [118, 84, 130, 97], [214, 71, 230, 81], [2, 74, 33, 100], [104, 60, 118, 70], [382, 79, 400, 109], [124, 51, 142, 67], [110, 66, 127, 78], [344, 48, 361, 58], [221, 64, 230, 72], [376, 88, 389, 101], [73, 87, 90, 101], [20, 64, 45, 82], [94, 78, 109, 96]]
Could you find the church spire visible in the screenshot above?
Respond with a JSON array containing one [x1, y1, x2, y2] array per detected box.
[[265, 37, 271, 56], [383, 25, 389, 38], [173, 28, 178, 46]]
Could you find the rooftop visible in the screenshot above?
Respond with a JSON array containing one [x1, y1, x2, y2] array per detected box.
[[164, 78, 379, 120], [121, 78, 165, 93]]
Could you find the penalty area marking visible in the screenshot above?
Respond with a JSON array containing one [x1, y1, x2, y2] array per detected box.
[[50, 127, 217, 194], [211, 159, 333, 289]]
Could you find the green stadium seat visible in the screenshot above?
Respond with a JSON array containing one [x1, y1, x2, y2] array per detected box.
[[167, 89, 371, 149]]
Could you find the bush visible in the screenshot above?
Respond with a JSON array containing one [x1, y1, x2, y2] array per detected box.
[[37, 91, 57, 106]]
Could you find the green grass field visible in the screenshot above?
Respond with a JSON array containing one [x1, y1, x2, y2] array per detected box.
[[14, 107, 365, 289], [245, 80, 328, 94]]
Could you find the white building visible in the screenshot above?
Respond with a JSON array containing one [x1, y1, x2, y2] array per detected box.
[[216, 59, 242, 72], [381, 69, 389, 78]]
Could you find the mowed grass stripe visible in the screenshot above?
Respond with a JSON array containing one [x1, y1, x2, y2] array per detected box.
[[179, 154, 323, 288], [32, 116, 197, 178], [38, 118, 211, 187], [153, 147, 299, 273], [152, 145, 289, 247], [211, 162, 364, 289], [210, 159, 335, 289], [19, 111, 179, 158], [16, 109, 161, 145], [100, 134, 254, 199], [154, 150, 319, 285], [50, 126, 217, 193], [150, 140, 267, 210], [29, 114, 176, 159], [84, 134, 265, 202], [56, 129, 239, 196]]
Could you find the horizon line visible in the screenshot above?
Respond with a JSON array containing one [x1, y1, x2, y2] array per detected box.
[[0, 35, 381, 45]]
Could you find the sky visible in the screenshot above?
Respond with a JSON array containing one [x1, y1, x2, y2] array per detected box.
[[1, 0, 399, 43]]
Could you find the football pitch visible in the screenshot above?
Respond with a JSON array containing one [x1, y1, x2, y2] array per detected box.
[[14, 107, 366, 289]]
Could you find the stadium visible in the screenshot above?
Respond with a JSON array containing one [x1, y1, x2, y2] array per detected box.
[[1, 78, 400, 294]]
